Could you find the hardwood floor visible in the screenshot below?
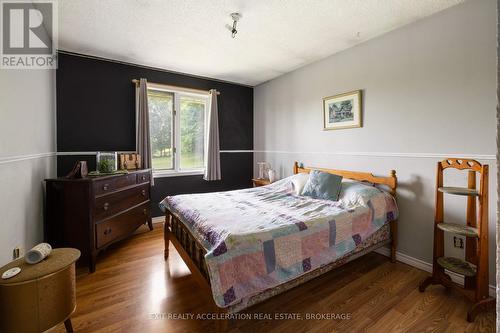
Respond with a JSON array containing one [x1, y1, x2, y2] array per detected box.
[[54, 224, 495, 333]]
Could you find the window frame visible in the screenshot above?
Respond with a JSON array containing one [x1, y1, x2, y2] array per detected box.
[[147, 84, 209, 178]]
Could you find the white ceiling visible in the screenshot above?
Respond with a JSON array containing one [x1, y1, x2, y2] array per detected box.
[[59, 0, 465, 86]]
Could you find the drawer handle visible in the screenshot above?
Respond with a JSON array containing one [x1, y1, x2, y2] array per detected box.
[[141, 175, 146, 180], [143, 209, 147, 215], [103, 184, 109, 191], [141, 189, 146, 196], [104, 228, 112, 235], [103, 202, 109, 211]]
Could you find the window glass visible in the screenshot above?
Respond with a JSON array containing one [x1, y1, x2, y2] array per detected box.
[[180, 95, 205, 170], [148, 89, 174, 170]]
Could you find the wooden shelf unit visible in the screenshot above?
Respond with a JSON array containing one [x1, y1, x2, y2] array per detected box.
[[419, 158, 494, 321]]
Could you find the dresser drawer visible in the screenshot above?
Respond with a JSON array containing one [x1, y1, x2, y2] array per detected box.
[[136, 171, 151, 184], [96, 203, 150, 248], [93, 174, 136, 196], [94, 184, 150, 221]]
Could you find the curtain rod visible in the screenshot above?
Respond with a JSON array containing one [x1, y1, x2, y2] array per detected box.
[[132, 79, 220, 95]]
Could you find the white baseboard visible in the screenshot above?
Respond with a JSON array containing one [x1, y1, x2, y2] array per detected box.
[[375, 247, 496, 297]]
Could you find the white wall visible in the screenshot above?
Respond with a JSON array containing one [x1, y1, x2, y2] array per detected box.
[[0, 69, 56, 265], [254, 0, 497, 285]]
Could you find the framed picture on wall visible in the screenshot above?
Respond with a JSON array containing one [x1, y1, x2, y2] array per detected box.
[[323, 90, 362, 130]]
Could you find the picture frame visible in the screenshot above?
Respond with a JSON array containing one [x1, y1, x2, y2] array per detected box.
[[323, 90, 362, 130]]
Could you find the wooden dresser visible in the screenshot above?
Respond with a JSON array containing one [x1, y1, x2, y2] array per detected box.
[[45, 170, 153, 272]]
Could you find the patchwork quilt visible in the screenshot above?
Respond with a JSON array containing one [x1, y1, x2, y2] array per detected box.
[[159, 176, 398, 308]]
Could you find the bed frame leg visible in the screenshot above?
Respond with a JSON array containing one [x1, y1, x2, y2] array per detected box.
[[390, 219, 397, 263], [164, 213, 171, 260]]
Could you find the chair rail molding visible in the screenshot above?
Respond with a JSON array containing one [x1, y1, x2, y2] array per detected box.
[[54, 150, 495, 160], [251, 150, 495, 160], [0, 152, 56, 165]]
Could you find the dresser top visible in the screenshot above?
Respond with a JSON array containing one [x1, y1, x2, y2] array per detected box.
[[46, 169, 151, 182], [0, 248, 81, 285]]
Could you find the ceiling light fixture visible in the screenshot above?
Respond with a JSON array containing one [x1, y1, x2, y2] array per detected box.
[[229, 13, 241, 38]]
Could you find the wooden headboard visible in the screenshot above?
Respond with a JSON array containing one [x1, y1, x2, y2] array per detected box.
[[293, 161, 397, 197]]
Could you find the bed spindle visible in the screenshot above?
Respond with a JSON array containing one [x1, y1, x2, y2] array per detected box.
[[199, 248, 205, 276], [178, 223, 182, 241], [202, 260, 209, 279], [180, 224, 184, 246], [185, 234, 190, 255], [194, 243, 200, 265], [190, 238, 195, 257], [182, 229, 187, 249]]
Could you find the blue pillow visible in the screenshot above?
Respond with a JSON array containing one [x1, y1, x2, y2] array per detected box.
[[301, 170, 343, 201]]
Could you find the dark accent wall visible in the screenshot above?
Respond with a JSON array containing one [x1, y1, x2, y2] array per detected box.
[[56, 52, 253, 216]]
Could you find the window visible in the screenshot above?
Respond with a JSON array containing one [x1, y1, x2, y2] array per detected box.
[[147, 85, 208, 176]]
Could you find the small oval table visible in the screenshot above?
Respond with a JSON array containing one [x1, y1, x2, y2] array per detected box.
[[0, 248, 80, 333]]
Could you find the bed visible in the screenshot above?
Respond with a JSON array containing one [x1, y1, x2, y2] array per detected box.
[[160, 162, 398, 331]]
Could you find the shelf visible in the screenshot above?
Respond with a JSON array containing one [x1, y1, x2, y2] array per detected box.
[[420, 159, 491, 319], [437, 223, 478, 238], [438, 187, 479, 196], [437, 257, 477, 277]]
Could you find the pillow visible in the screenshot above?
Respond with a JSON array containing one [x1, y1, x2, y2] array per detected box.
[[338, 181, 381, 207], [291, 173, 309, 195], [301, 170, 343, 201]]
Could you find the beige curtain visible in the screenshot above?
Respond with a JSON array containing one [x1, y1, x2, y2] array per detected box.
[[204, 89, 221, 181], [136, 78, 153, 184]]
